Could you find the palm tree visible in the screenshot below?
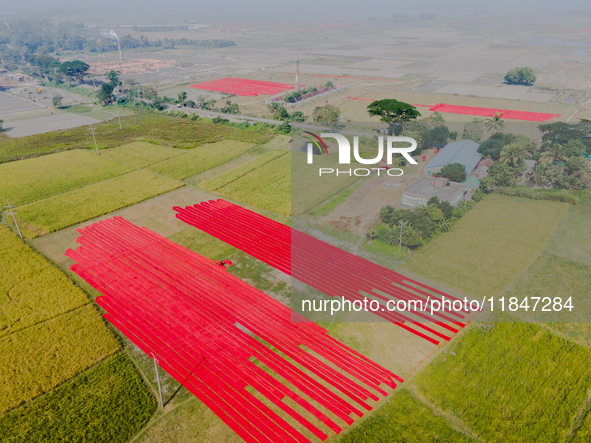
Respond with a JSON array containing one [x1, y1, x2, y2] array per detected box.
[[531, 163, 548, 187], [485, 112, 505, 133], [539, 143, 565, 166], [439, 218, 451, 232], [499, 142, 527, 167]]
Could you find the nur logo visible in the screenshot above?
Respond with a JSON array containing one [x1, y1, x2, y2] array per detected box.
[[304, 132, 418, 177]]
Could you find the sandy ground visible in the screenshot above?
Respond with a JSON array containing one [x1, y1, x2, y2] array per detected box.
[[2, 113, 102, 138], [34, 186, 214, 269]]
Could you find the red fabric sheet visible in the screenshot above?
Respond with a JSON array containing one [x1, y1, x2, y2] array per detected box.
[[67, 217, 401, 443], [345, 98, 562, 121], [174, 200, 467, 346], [189, 77, 299, 96]]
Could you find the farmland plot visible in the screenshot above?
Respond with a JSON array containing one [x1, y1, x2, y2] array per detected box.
[[0, 353, 155, 443], [147, 140, 256, 180], [0, 150, 132, 205], [403, 195, 568, 298], [0, 304, 119, 415], [100, 142, 185, 168], [12, 170, 184, 238], [415, 322, 591, 443]]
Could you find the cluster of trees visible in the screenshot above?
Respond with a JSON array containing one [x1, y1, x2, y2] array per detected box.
[[0, 19, 235, 71], [475, 121, 591, 192], [284, 82, 333, 103], [267, 103, 306, 122], [368, 196, 479, 249], [504, 67, 536, 86]]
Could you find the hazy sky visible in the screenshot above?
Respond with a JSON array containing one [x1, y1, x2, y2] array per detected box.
[[2, 0, 591, 24]]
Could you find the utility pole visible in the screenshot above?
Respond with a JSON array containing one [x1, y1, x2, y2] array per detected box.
[[399, 220, 403, 254], [89, 125, 99, 155], [115, 100, 122, 130], [152, 352, 164, 408], [4, 199, 23, 239]]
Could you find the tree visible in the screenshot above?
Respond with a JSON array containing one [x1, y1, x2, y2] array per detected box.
[[97, 83, 114, 105], [485, 112, 505, 133], [430, 111, 445, 123], [52, 96, 62, 107], [57, 60, 90, 82], [274, 106, 289, 120], [221, 100, 239, 114], [462, 119, 485, 143], [504, 67, 536, 86], [325, 81, 333, 88], [313, 104, 341, 130], [540, 143, 565, 166], [105, 70, 120, 87], [185, 100, 196, 108], [0, 119, 3, 132], [478, 132, 516, 160], [177, 91, 187, 107], [427, 204, 444, 222], [488, 163, 515, 187], [367, 99, 420, 135], [499, 142, 527, 167], [290, 111, 305, 122], [422, 125, 450, 148], [440, 163, 467, 182]]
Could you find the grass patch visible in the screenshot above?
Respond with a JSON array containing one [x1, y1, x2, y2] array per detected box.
[[573, 410, 591, 443], [227, 251, 290, 299], [415, 322, 591, 443], [167, 228, 238, 261], [0, 150, 133, 206], [217, 153, 290, 200], [100, 142, 185, 168], [505, 252, 591, 322], [257, 134, 291, 150], [546, 205, 591, 265], [403, 194, 569, 298], [309, 187, 355, 217], [292, 151, 360, 215], [0, 352, 155, 443], [0, 112, 273, 164], [0, 225, 89, 337], [147, 140, 256, 180], [12, 170, 184, 238], [208, 153, 291, 215], [243, 175, 291, 215], [0, 304, 120, 415], [200, 150, 287, 192], [498, 186, 580, 204], [337, 390, 475, 443]]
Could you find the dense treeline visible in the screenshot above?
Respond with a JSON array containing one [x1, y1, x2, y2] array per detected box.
[[0, 20, 235, 70]]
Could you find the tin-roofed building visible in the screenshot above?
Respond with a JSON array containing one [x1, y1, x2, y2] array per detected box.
[[424, 139, 482, 177]]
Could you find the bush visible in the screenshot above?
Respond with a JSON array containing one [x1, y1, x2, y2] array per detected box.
[[472, 188, 484, 202], [498, 186, 579, 204], [504, 66, 536, 86], [440, 163, 467, 182]]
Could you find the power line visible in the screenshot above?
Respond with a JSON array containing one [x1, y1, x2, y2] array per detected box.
[[89, 125, 99, 155], [3, 198, 23, 239]]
